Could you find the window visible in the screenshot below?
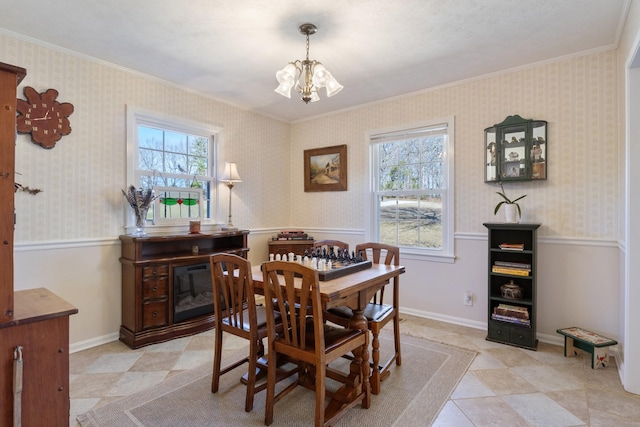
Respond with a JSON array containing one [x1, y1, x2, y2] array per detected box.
[[369, 118, 454, 261], [126, 107, 220, 227]]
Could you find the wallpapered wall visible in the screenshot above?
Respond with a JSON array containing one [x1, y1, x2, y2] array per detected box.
[[3, 31, 619, 243], [1, 34, 292, 243], [291, 50, 619, 240]]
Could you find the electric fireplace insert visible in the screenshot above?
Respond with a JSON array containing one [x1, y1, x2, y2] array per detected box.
[[173, 263, 217, 323]]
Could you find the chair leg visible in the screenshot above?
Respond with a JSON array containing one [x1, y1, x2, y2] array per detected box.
[[315, 364, 326, 427], [264, 350, 277, 426], [244, 337, 259, 412], [360, 341, 371, 409], [211, 327, 223, 393], [393, 314, 402, 366], [370, 326, 382, 395]]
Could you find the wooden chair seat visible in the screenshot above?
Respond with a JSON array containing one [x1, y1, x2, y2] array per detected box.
[[221, 306, 279, 331], [327, 302, 394, 323]]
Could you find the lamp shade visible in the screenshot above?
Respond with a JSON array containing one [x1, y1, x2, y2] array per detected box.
[[220, 162, 242, 182], [324, 75, 344, 97]]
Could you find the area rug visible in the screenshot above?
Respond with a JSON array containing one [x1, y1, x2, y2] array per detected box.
[[77, 331, 475, 426]]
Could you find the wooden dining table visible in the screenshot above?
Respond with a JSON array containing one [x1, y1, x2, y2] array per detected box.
[[251, 262, 405, 411]]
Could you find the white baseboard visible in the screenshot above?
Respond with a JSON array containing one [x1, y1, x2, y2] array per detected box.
[[400, 306, 567, 347], [70, 332, 119, 354]]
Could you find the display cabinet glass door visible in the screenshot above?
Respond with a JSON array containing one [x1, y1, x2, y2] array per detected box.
[[485, 115, 547, 182]]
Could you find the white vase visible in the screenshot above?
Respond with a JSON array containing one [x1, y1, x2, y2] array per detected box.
[[504, 204, 519, 223]]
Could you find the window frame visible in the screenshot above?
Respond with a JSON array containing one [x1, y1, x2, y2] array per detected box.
[[125, 106, 221, 233], [367, 117, 455, 263]]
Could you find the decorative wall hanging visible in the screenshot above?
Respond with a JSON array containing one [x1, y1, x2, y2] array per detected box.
[[485, 115, 547, 182], [16, 86, 74, 149], [304, 144, 347, 192]]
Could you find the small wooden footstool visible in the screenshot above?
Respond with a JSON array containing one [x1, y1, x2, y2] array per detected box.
[[557, 327, 617, 369]]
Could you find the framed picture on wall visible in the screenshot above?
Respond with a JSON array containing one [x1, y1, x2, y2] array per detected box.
[[304, 144, 347, 192]]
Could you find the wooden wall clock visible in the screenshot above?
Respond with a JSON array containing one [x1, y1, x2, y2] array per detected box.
[[16, 86, 74, 149]]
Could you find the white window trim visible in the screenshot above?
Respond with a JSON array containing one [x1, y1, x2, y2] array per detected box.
[[125, 105, 223, 233], [365, 116, 455, 263]]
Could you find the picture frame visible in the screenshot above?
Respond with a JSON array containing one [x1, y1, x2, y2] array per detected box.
[[304, 144, 347, 192]]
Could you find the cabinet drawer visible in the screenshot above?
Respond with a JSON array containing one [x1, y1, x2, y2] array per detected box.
[[510, 326, 534, 347], [142, 301, 168, 329], [488, 321, 510, 341], [488, 321, 534, 347], [143, 264, 168, 278], [143, 278, 168, 298]]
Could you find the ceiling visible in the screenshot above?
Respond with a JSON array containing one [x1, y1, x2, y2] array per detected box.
[[0, 0, 629, 122]]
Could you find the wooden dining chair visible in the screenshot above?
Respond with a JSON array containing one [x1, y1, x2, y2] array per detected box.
[[313, 239, 349, 257], [262, 261, 370, 427], [210, 253, 295, 412], [323, 242, 401, 395]]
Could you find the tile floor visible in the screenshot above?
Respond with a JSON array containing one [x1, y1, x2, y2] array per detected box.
[[69, 314, 640, 426]]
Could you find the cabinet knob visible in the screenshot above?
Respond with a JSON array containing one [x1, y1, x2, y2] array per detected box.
[[151, 269, 157, 275], [152, 311, 157, 317], [152, 286, 157, 292], [58, 348, 64, 353], [58, 386, 64, 391]]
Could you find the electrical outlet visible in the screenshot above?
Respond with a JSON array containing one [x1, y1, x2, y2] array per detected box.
[[464, 291, 473, 306]]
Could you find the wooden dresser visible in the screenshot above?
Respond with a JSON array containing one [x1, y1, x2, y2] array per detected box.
[[268, 239, 314, 257], [0, 289, 78, 426], [0, 62, 78, 426]]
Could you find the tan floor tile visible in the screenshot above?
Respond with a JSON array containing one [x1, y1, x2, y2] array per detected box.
[[484, 347, 545, 368], [471, 368, 539, 395], [502, 392, 586, 426], [546, 389, 590, 422], [451, 372, 495, 399], [454, 396, 531, 426], [589, 407, 640, 426], [432, 401, 475, 426], [184, 334, 216, 351], [468, 352, 508, 370], [511, 365, 584, 392], [69, 372, 123, 398], [69, 352, 102, 375], [128, 351, 182, 372], [586, 385, 640, 420], [106, 371, 169, 397]]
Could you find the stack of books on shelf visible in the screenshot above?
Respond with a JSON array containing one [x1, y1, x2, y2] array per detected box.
[[272, 230, 312, 240], [498, 243, 525, 251], [492, 260, 531, 276], [491, 303, 530, 327]]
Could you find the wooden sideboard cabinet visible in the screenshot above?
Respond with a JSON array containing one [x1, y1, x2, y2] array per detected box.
[[119, 230, 249, 348], [0, 289, 78, 427], [268, 239, 314, 257]]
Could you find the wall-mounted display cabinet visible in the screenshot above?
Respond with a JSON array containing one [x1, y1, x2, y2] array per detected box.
[[485, 115, 547, 182]]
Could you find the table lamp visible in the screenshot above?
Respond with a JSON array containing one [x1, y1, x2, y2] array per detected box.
[[220, 162, 242, 230]]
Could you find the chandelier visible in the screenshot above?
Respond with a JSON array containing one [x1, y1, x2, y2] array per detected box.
[[274, 23, 343, 103]]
